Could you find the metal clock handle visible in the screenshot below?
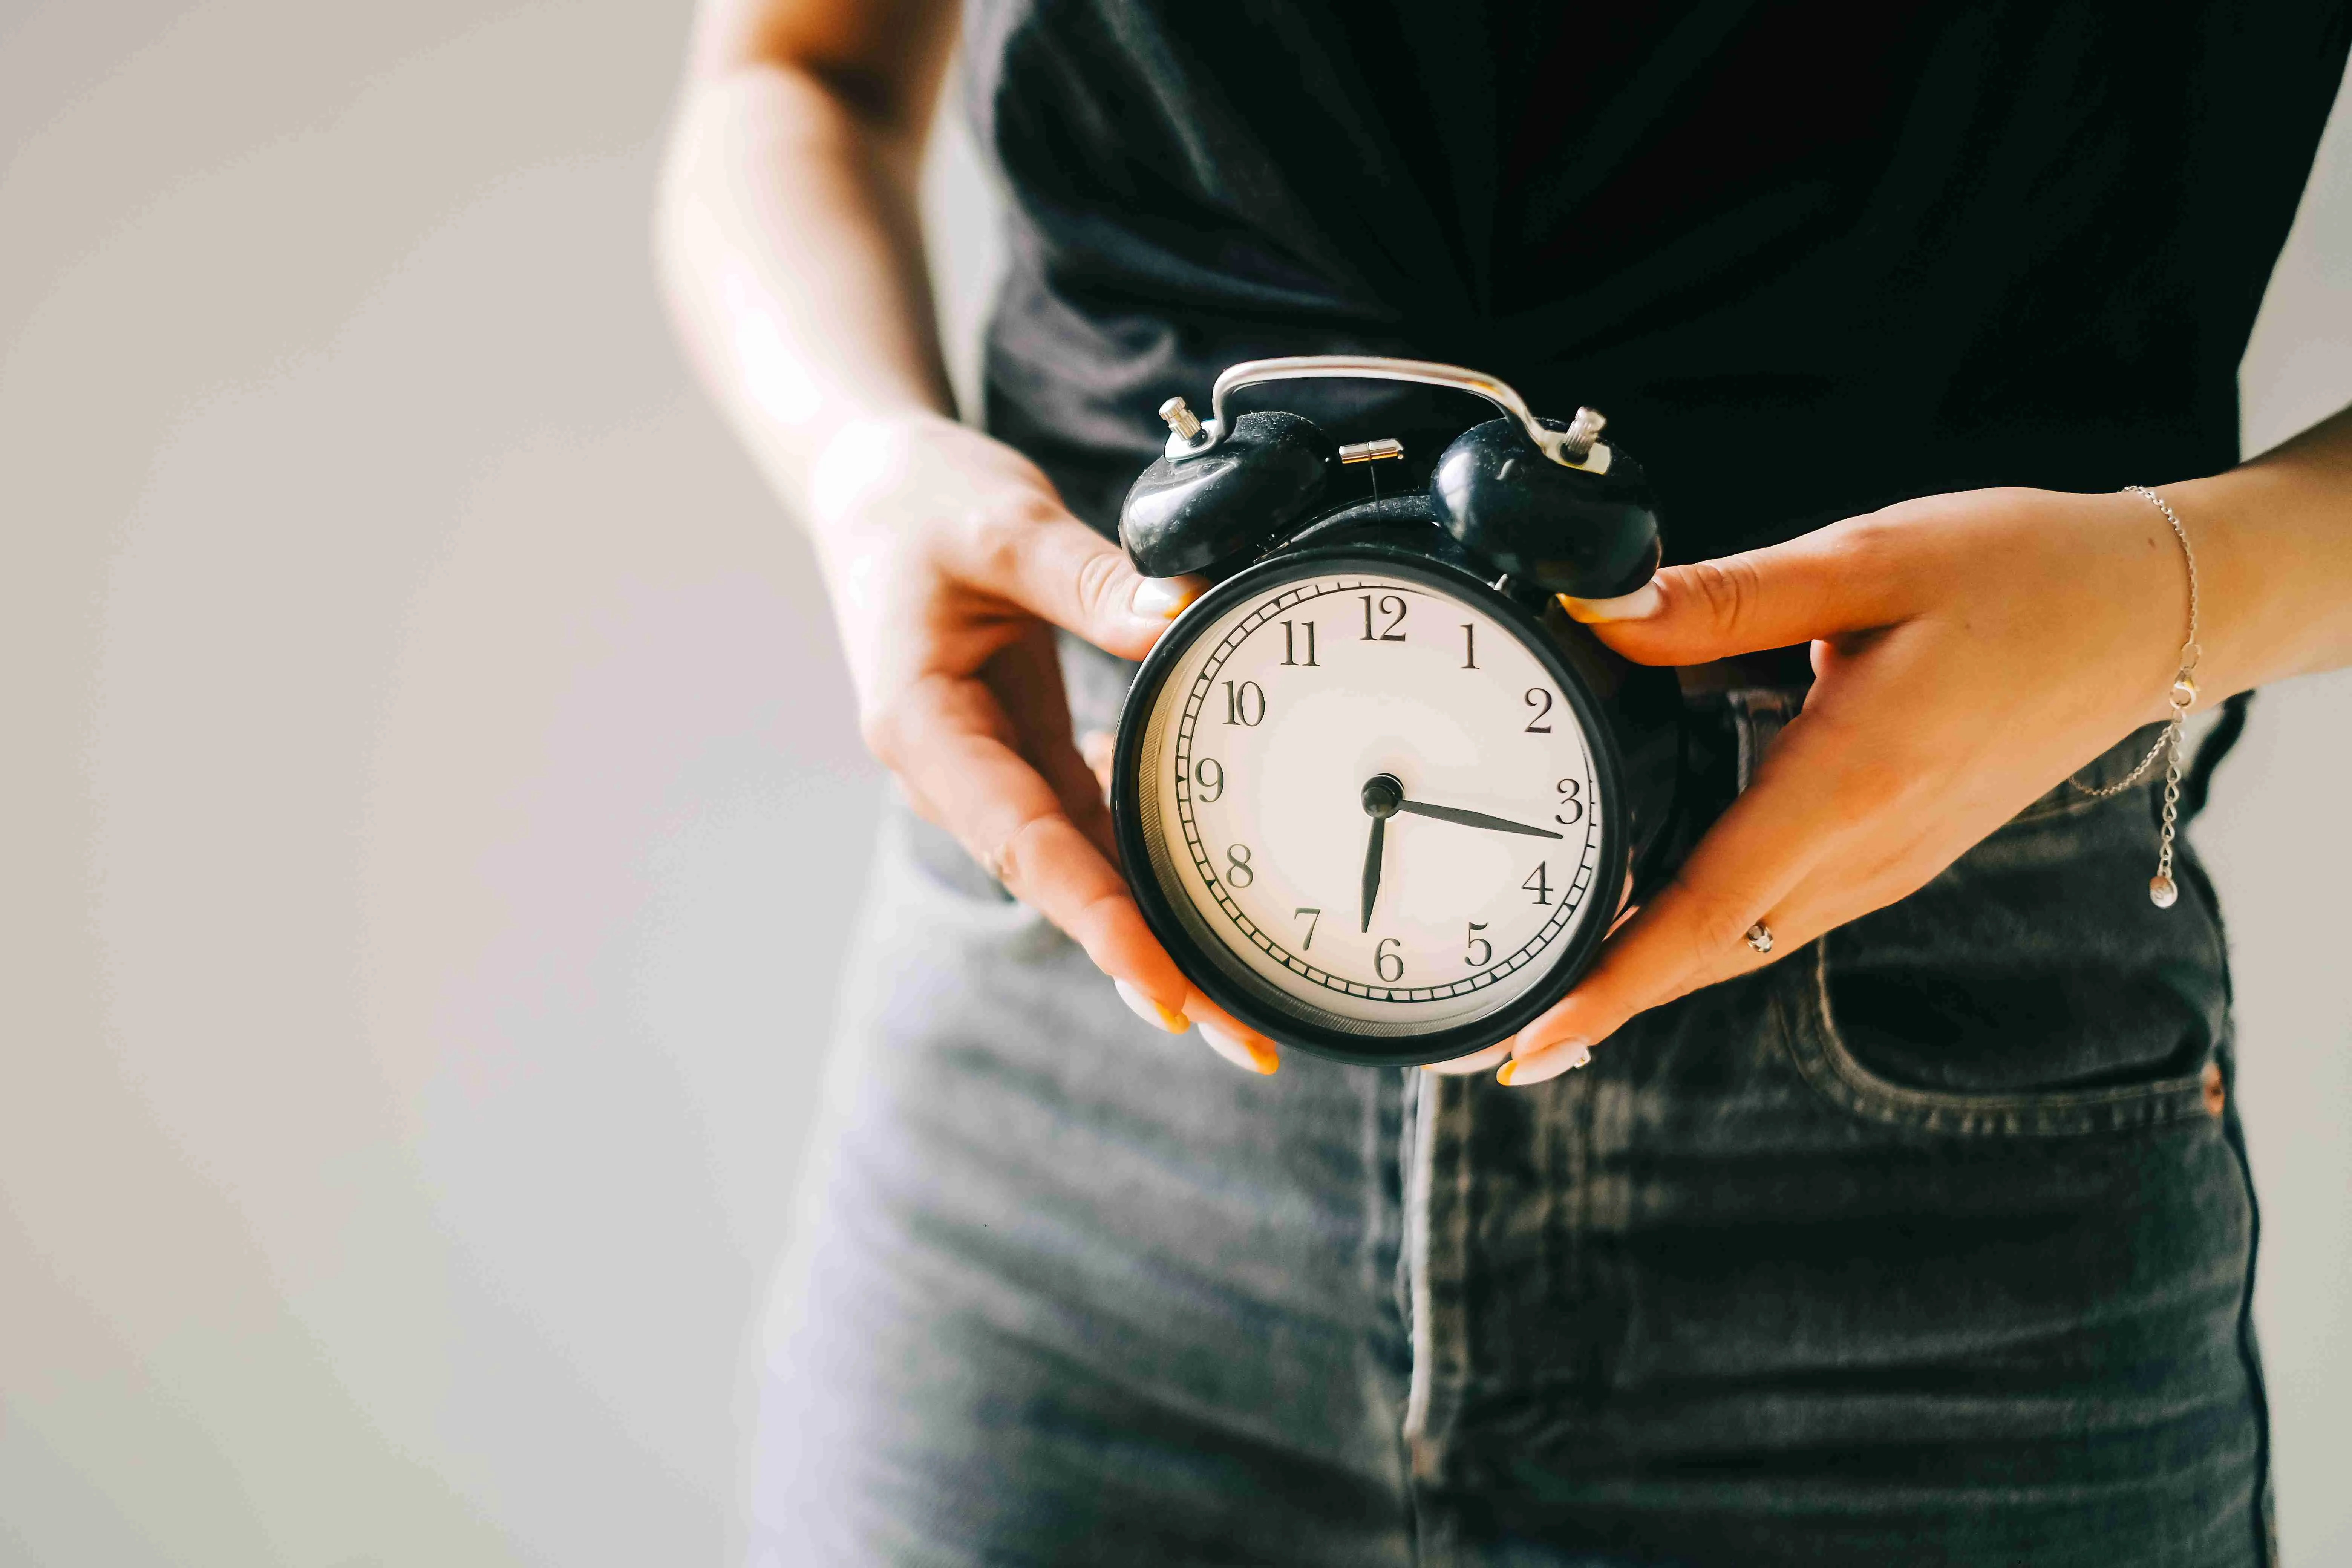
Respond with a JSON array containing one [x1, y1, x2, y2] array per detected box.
[[1162, 354, 1610, 474]]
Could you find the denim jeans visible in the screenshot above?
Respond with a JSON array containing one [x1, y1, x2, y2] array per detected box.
[[746, 648, 2266, 1566]]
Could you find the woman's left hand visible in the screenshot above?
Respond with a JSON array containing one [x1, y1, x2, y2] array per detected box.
[[1486, 484, 2204, 1085]]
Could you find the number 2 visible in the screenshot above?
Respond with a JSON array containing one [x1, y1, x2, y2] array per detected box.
[[1524, 688, 1554, 732]]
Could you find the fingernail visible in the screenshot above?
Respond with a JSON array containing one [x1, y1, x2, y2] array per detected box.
[[1130, 576, 1201, 620], [1196, 1015, 1278, 1074], [1114, 978, 1187, 1034], [1558, 581, 1661, 624], [1498, 1038, 1593, 1087], [1423, 1043, 1511, 1076]]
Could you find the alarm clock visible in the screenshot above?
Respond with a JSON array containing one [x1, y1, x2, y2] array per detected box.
[[1109, 356, 1686, 1066]]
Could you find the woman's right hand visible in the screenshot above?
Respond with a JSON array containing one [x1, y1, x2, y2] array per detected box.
[[805, 410, 1281, 1075]]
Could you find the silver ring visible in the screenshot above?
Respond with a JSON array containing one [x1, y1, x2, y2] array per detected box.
[[1744, 922, 1774, 954]]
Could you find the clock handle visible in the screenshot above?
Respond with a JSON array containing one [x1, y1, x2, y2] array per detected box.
[[1163, 355, 1611, 475]]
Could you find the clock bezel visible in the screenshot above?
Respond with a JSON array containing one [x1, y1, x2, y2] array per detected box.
[[1111, 539, 1631, 1066]]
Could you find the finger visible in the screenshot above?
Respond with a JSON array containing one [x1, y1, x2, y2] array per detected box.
[[1078, 729, 1116, 803], [945, 505, 1205, 661], [983, 629, 1113, 859], [1494, 1037, 1592, 1086], [874, 671, 1281, 1072], [1606, 817, 1965, 1014], [1556, 518, 1911, 668], [1110, 978, 1279, 1075], [874, 672, 1187, 1003], [1421, 1042, 1510, 1076], [1501, 700, 1909, 1070]]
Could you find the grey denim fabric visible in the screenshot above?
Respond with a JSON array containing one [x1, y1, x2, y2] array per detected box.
[[746, 647, 2266, 1567]]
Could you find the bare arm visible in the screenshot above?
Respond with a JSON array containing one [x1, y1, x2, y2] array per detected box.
[[657, 0, 958, 499], [655, 0, 1282, 1074]]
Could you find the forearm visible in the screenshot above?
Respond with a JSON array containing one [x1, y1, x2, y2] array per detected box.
[[656, 56, 954, 519], [2174, 402, 2352, 698]]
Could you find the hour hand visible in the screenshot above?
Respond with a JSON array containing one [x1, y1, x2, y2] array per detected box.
[[1394, 797, 1564, 839], [1360, 775, 1402, 932]]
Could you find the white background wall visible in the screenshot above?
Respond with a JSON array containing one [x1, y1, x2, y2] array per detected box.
[[1, 4, 2344, 1563]]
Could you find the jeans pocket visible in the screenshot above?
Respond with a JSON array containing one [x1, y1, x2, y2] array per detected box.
[[1777, 942, 2217, 1136], [1773, 797, 2228, 1137]]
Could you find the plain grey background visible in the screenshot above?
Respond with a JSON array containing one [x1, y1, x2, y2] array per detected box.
[[3, 3, 2346, 1563]]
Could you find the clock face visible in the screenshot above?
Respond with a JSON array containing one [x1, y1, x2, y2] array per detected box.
[[1120, 555, 1617, 1057]]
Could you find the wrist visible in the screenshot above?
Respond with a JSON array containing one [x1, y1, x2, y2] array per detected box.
[[2165, 461, 2326, 700], [804, 407, 966, 524]]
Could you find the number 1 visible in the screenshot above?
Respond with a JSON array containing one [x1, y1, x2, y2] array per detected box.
[[1462, 624, 1477, 668]]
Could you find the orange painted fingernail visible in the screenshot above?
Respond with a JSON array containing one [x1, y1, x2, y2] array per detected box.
[[1131, 577, 1199, 619], [1114, 978, 1186, 1034], [1495, 1060, 1517, 1085], [1196, 1015, 1279, 1075]]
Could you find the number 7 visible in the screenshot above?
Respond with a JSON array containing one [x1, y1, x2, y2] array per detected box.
[[1294, 906, 1321, 949]]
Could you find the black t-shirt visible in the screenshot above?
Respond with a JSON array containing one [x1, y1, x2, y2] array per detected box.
[[964, 0, 2350, 558]]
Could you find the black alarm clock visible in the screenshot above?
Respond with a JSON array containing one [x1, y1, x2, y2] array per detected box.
[[1109, 356, 1685, 1066]]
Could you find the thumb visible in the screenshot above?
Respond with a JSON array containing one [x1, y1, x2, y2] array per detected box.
[[953, 507, 1205, 663], [1556, 523, 1904, 666]]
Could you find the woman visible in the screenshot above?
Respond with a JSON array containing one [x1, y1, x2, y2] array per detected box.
[[659, 2, 2352, 1562]]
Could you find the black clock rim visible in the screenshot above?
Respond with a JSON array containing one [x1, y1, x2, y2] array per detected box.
[[1110, 542, 1631, 1068]]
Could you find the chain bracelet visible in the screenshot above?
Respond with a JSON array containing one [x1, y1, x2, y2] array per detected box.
[[2068, 484, 2200, 908]]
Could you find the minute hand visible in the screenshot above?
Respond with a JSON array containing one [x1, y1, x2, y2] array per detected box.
[[1394, 798, 1564, 839]]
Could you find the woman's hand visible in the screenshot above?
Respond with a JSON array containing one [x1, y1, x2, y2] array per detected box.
[[807, 412, 1282, 1075], [1493, 485, 2205, 1085]]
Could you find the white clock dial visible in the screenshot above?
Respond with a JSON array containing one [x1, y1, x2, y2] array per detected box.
[[1134, 567, 1607, 1039]]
